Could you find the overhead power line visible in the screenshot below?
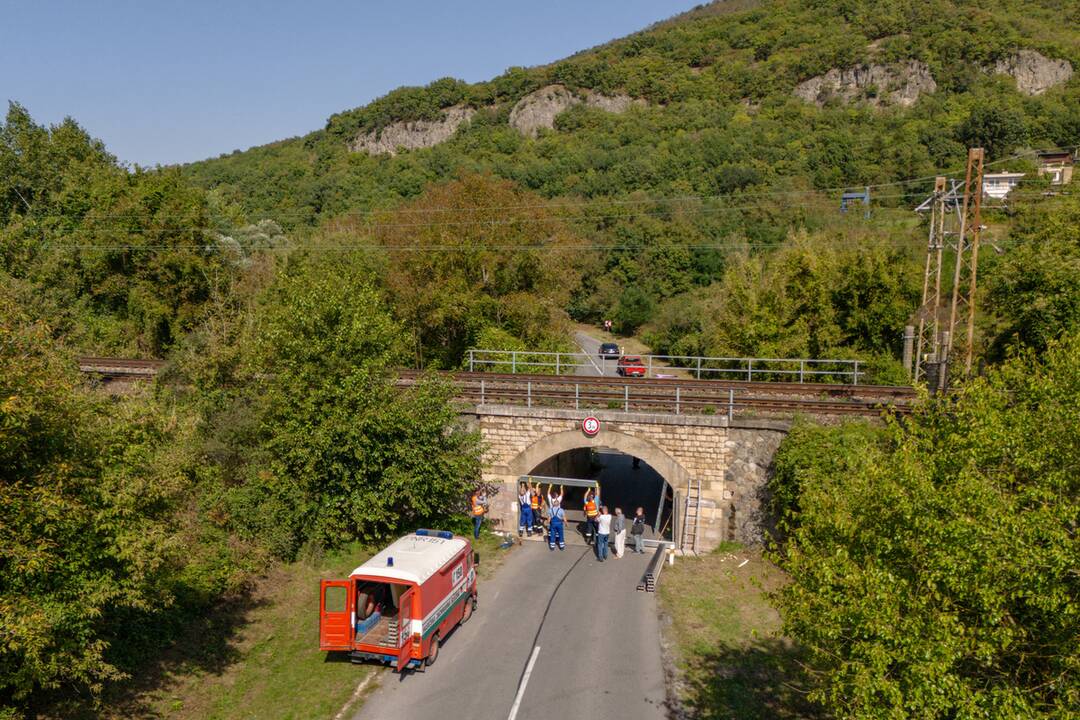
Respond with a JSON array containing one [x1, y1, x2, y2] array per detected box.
[[26, 193, 917, 237], [13, 145, 1072, 224], [37, 237, 1035, 252]]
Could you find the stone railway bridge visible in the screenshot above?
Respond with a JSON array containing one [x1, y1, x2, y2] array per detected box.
[[77, 357, 906, 553], [464, 404, 790, 553]]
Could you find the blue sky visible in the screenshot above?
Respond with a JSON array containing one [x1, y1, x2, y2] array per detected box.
[[1, 0, 702, 167]]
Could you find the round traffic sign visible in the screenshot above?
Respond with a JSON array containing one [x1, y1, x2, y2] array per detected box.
[[582, 416, 600, 436]]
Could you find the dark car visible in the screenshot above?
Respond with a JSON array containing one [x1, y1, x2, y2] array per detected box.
[[617, 355, 647, 377], [599, 342, 620, 358]]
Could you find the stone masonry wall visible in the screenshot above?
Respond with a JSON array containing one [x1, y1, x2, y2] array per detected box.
[[470, 405, 788, 552]]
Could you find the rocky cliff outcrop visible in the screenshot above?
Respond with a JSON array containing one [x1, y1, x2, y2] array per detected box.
[[508, 84, 645, 137], [794, 60, 937, 107], [993, 49, 1073, 95], [349, 105, 476, 156]]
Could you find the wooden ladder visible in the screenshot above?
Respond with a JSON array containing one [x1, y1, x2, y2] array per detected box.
[[681, 479, 701, 554]]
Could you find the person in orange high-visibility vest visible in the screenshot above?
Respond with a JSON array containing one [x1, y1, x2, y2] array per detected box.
[[583, 487, 600, 545], [529, 483, 544, 534], [470, 490, 488, 539]]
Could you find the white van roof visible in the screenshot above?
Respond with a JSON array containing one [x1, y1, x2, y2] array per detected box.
[[350, 532, 467, 585]]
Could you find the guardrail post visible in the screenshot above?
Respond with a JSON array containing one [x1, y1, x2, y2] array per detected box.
[[527, 381, 532, 408], [799, 360, 805, 383], [746, 359, 753, 382], [512, 351, 517, 374], [648, 355, 653, 378], [575, 383, 580, 410], [624, 385, 629, 412], [675, 387, 680, 415], [468, 349, 474, 372], [728, 389, 734, 422], [480, 379, 485, 406], [853, 360, 860, 385], [695, 357, 701, 380], [555, 353, 560, 375]]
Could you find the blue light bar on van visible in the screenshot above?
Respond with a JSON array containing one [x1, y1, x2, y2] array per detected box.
[[415, 529, 454, 539]]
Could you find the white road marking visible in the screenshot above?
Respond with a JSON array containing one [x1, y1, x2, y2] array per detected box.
[[576, 338, 603, 375], [507, 645, 541, 720]]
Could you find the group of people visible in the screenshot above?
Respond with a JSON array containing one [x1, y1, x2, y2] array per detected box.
[[471, 483, 652, 556], [518, 482, 650, 558]]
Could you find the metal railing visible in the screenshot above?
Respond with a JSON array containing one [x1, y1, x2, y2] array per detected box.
[[393, 373, 909, 418], [469, 376, 741, 418], [465, 349, 864, 385]]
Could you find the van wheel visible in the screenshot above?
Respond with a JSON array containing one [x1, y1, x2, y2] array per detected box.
[[426, 633, 440, 666], [462, 594, 475, 624]]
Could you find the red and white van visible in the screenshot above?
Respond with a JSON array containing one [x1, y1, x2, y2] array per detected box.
[[319, 529, 478, 672]]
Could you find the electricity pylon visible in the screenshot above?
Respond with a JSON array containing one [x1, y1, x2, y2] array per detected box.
[[947, 147, 985, 376], [913, 176, 948, 383]]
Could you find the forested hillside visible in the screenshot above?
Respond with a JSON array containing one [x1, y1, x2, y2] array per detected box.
[[183, 0, 1078, 368]]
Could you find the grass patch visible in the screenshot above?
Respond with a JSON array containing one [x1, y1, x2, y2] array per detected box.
[[658, 545, 821, 719], [85, 531, 514, 720], [472, 530, 515, 581], [104, 543, 378, 720]]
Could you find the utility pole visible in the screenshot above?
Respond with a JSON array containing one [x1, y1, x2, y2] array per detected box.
[[947, 148, 985, 376], [912, 176, 948, 382]]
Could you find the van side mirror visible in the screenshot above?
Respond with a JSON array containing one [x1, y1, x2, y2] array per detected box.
[[473, 551, 481, 566]]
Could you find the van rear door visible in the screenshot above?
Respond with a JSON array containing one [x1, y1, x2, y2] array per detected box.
[[396, 586, 417, 672], [319, 580, 352, 651]]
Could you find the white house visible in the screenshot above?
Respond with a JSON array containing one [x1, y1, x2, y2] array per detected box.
[[982, 172, 1025, 200]]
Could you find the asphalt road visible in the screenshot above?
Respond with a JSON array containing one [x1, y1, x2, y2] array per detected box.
[[353, 541, 667, 720], [573, 330, 620, 377]]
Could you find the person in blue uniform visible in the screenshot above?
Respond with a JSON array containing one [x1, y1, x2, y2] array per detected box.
[[546, 484, 565, 551], [518, 482, 533, 537]]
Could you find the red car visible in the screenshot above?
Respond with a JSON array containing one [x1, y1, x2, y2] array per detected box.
[[617, 356, 647, 377]]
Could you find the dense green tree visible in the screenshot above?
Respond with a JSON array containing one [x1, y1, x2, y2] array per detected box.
[[984, 193, 1080, 358], [1, 103, 245, 355], [957, 103, 1029, 159], [190, 252, 483, 556], [365, 173, 580, 367], [0, 293, 198, 714], [772, 334, 1080, 718], [644, 231, 919, 374]]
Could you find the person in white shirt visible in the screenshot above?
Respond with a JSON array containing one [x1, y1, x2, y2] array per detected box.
[[595, 506, 613, 561]]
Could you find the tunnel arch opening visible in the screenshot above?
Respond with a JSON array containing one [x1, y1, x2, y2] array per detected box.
[[507, 429, 688, 543]]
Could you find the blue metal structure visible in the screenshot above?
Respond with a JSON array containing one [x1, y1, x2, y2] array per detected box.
[[840, 186, 871, 217]]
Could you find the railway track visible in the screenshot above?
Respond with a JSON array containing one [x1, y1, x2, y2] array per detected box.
[[396, 370, 914, 417], [77, 358, 914, 416], [78, 356, 167, 377], [398, 369, 914, 399]]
